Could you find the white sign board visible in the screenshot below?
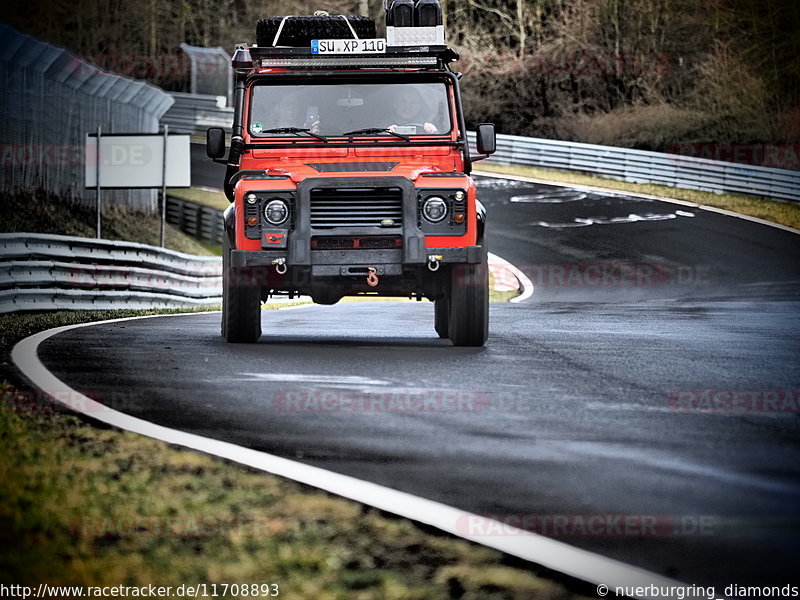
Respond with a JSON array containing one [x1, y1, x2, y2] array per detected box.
[[85, 134, 191, 188]]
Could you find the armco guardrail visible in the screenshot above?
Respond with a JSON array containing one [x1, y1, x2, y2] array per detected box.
[[161, 92, 234, 135], [472, 133, 800, 203], [166, 196, 225, 245], [0, 233, 222, 314]]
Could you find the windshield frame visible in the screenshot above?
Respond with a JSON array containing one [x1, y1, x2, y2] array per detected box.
[[244, 71, 463, 148]]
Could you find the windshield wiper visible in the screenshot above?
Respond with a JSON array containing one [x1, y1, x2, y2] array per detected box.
[[262, 127, 328, 142], [343, 127, 410, 142]]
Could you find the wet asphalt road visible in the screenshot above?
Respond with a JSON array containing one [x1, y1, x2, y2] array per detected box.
[[36, 163, 800, 588]]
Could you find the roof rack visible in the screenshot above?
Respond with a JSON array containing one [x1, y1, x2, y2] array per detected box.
[[248, 45, 458, 70]]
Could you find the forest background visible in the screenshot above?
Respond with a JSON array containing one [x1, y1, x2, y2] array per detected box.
[[3, 0, 798, 155]]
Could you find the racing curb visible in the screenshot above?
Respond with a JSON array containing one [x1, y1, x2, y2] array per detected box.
[[488, 253, 534, 303]]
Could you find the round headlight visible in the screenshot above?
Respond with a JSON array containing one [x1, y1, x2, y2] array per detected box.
[[422, 196, 448, 223], [264, 199, 289, 226], [246, 193, 258, 205]]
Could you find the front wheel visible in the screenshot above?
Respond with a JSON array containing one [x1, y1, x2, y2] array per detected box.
[[447, 247, 489, 347], [222, 233, 262, 343]]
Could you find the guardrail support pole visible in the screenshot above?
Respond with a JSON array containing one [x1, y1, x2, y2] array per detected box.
[[160, 124, 169, 248], [95, 126, 102, 239]]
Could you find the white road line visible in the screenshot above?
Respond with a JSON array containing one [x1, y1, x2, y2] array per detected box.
[[12, 310, 686, 597], [474, 170, 800, 236], [223, 373, 391, 386]]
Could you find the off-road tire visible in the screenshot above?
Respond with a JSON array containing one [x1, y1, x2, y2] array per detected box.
[[222, 233, 262, 343], [447, 246, 489, 347]]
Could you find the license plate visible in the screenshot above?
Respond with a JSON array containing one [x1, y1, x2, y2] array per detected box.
[[311, 38, 386, 54]]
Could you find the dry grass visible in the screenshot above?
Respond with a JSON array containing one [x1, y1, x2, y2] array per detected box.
[[556, 104, 709, 150]]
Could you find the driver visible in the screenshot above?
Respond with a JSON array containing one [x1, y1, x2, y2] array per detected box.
[[388, 88, 438, 134], [263, 92, 321, 134]]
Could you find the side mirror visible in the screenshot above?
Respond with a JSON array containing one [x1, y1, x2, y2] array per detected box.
[[476, 123, 496, 156], [206, 128, 226, 159]]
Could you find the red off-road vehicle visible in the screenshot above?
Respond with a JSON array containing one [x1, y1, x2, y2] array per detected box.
[[206, 7, 496, 346]]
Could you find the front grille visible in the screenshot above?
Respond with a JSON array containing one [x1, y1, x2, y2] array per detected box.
[[310, 187, 403, 229], [307, 162, 399, 173], [311, 236, 403, 250]]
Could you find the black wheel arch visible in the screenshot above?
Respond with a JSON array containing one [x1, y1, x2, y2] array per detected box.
[[476, 199, 487, 244], [223, 204, 236, 249]]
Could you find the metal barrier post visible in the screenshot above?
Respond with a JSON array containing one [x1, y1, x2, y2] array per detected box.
[[160, 125, 169, 247], [96, 125, 102, 239]]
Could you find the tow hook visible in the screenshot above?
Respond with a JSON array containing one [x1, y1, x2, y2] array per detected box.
[[367, 267, 379, 287], [427, 255, 443, 272], [272, 257, 287, 275]]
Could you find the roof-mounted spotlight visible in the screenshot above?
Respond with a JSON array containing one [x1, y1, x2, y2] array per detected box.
[[232, 45, 254, 74]]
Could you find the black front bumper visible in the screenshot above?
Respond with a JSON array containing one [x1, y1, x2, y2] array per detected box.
[[231, 245, 484, 269]]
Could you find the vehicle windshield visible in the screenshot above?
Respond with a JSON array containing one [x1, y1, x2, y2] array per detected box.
[[249, 82, 453, 138]]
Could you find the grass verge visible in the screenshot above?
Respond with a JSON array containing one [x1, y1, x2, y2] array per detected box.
[[476, 163, 800, 230], [490, 288, 520, 303], [0, 309, 583, 599], [1, 191, 215, 256]]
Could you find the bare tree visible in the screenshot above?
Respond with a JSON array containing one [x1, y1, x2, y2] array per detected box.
[[1, 0, 794, 147]]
